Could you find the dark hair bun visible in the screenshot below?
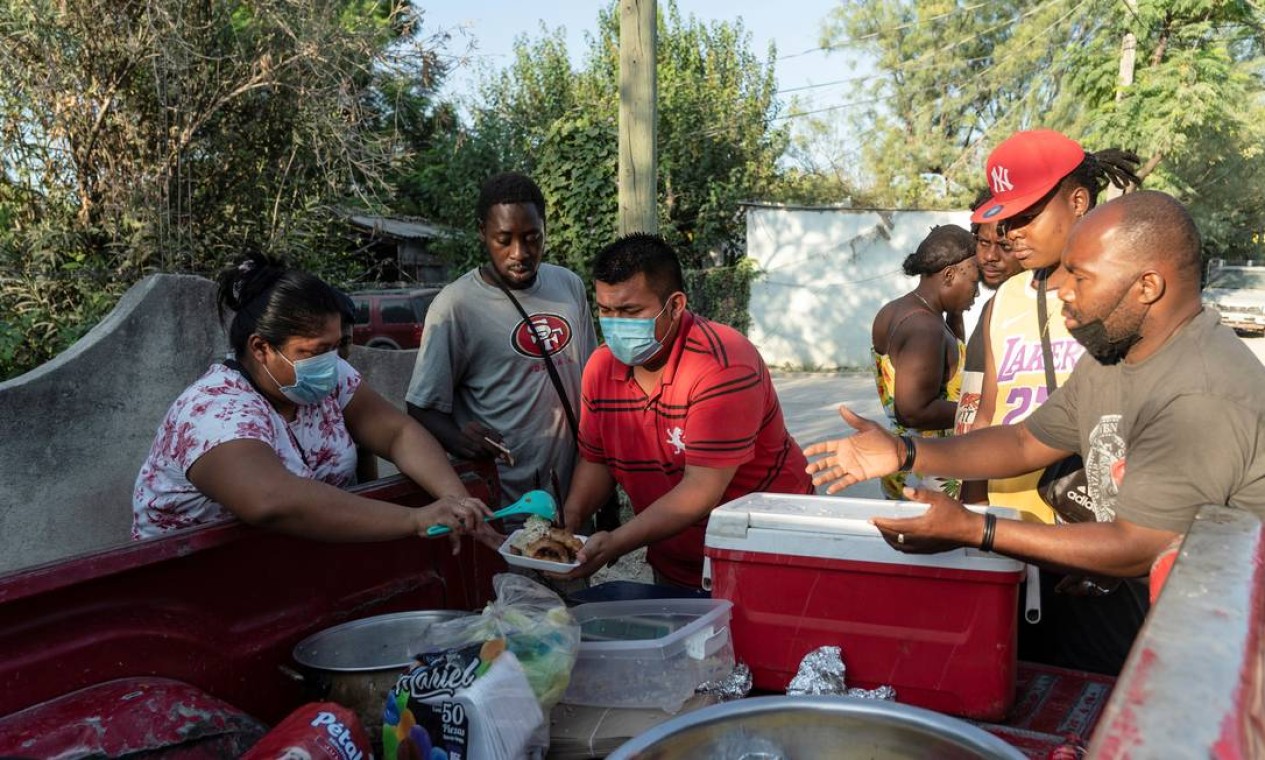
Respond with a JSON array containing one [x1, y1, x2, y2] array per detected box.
[[217, 252, 286, 312], [903, 225, 976, 276], [214, 252, 342, 355]]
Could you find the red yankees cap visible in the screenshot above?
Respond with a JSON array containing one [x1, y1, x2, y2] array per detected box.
[[971, 129, 1086, 224]]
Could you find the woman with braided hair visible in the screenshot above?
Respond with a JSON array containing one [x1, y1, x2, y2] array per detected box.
[[132, 253, 500, 550]]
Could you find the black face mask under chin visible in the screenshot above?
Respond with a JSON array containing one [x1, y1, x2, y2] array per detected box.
[[1069, 320, 1141, 365]]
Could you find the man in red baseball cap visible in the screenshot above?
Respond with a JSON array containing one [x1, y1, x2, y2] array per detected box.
[[969, 129, 1141, 674], [974, 129, 1091, 225]]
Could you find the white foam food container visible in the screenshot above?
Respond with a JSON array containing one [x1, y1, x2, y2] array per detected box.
[[498, 530, 588, 573]]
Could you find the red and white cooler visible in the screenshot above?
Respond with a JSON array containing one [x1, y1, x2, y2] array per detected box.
[[703, 493, 1025, 721]]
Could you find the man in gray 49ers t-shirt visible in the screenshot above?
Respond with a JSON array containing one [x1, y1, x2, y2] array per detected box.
[[406, 173, 596, 506]]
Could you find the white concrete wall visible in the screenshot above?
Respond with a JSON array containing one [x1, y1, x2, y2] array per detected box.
[[0, 275, 227, 573], [746, 206, 979, 370]]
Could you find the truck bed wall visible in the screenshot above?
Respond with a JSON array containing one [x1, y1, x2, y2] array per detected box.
[[0, 469, 502, 724]]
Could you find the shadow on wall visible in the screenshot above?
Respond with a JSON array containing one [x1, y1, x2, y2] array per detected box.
[[0, 274, 422, 576], [746, 207, 972, 369]]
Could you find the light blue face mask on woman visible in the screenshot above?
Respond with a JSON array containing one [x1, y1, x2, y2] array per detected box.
[[599, 301, 672, 366], [266, 348, 340, 405]]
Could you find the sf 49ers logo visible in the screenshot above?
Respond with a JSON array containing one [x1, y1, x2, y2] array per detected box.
[[512, 313, 573, 358]]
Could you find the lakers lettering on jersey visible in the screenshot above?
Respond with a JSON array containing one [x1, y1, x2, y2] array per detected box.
[[987, 270, 1085, 522]]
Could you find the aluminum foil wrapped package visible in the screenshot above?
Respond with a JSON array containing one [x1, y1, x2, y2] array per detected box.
[[846, 685, 897, 701], [786, 646, 847, 695], [785, 646, 897, 701], [696, 662, 753, 702]]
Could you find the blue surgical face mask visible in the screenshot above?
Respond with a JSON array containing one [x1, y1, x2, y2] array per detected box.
[[600, 300, 674, 366], [265, 348, 340, 405]]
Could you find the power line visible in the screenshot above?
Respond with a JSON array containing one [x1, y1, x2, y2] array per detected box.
[[774, 95, 890, 120], [778, 0, 1009, 61], [776, 56, 992, 95], [775, 0, 1074, 122], [778, 0, 1090, 192]]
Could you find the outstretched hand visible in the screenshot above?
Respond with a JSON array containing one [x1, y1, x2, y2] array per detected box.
[[870, 486, 980, 554], [802, 405, 902, 493]]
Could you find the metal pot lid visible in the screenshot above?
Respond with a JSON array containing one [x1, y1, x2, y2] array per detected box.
[[292, 609, 473, 672]]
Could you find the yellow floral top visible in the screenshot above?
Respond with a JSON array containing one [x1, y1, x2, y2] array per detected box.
[[871, 340, 966, 500]]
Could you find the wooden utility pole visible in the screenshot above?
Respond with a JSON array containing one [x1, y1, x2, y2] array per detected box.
[[1109, 0, 1139, 198], [1117, 1, 1139, 100], [618, 0, 657, 235]]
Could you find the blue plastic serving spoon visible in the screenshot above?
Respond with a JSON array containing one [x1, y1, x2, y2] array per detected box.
[[425, 489, 558, 537]]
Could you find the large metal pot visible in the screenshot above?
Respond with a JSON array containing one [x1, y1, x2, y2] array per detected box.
[[291, 610, 472, 746], [607, 695, 1026, 760]]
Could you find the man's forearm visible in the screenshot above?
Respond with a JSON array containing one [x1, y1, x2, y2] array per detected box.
[[991, 517, 1176, 578], [408, 405, 467, 456], [563, 458, 616, 531], [610, 476, 724, 556], [909, 423, 1067, 481], [891, 500, 1178, 578]]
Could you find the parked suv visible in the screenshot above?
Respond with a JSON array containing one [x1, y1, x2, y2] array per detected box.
[[349, 288, 442, 349], [1202, 261, 1265, 336]]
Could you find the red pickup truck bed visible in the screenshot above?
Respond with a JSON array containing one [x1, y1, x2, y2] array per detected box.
[[0, 466, 503, 756], [3, 471, 1259, 759]]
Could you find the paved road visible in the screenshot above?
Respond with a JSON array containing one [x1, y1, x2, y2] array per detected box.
[[772, 371, 885, 500], [1244, 335, 1265, 365]]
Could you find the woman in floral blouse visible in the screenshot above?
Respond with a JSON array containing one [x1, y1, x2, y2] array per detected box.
[[132, 253, 497, 550]]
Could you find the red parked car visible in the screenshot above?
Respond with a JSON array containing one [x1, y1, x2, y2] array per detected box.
[[349, 287, 441, 349]]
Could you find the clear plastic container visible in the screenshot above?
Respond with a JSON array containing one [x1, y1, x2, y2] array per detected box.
[[561, 598, 734, 713]]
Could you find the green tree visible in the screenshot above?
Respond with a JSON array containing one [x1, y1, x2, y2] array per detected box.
[[1076, 0, 1265, 259], [402, 0, 788, 272], [811, 0, 1265, 257], [389, 27, 574, 275], [0, 0, 434, 378], [814, 0, 1045, 207]]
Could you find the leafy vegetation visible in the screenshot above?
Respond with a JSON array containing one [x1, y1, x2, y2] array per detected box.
[[6, 0, 1260, 379], [398, 0, 788, 273], [0, 0, 438, 378]]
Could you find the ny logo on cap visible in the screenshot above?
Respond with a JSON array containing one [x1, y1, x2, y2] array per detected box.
[[990, 165, 1014, 194]]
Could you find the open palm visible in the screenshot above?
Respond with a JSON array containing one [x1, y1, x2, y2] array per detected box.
[[803, 405, 902, 494]]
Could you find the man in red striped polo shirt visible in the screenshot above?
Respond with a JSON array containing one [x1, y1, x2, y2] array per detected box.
[[561, 233, 813, 589]]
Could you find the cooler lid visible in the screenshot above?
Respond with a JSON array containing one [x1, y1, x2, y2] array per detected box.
[[705, 493, 1023, 573], [708, 493, 1020, 536]]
